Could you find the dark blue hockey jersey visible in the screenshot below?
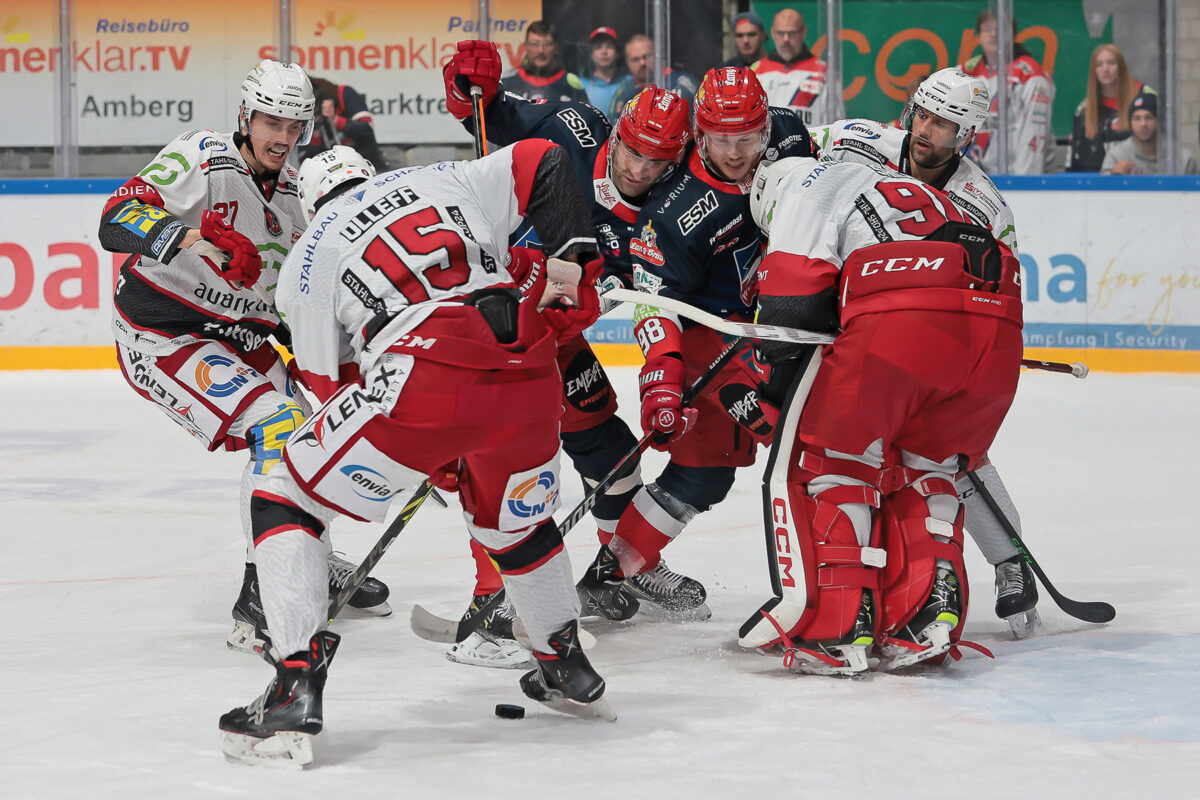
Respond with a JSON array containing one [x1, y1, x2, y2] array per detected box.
[[629, 107, 819, 318], [462, 88, 663, 282]]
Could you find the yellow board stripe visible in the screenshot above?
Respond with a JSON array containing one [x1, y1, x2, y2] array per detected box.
[[2, 345, 1199, 373]]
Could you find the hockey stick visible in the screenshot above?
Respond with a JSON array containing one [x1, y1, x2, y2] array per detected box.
[[470, 86, 489, 158], [602, 287, 835, 346], [1020, 358, 1089, 379], [328, 480, 439, 621], [411, 335, 750, 644], [965, 470, 1115, 624]]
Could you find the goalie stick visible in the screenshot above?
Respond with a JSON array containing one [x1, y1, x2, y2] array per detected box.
[[410, 336, 750, 644], [965, 470, 1115, 624]]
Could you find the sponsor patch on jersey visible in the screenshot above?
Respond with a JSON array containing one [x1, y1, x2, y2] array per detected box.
[[194, 353, 258, 398], [339, 464, 396, 501], [563, 349, 612, 413], [846, 123, 882, 140], [556, 107, 598, 148], [198, 136, 228, 152], [631, 221, 665, 266], [505, 470, 559, 520], [263, 206, 283, 237], [677, 190, 719, 235], [719, 383, 772, 439]]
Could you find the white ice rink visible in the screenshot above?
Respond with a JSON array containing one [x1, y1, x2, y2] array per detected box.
[[2, 366, 1198, 798]]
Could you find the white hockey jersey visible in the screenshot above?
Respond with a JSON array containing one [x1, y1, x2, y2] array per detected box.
[[753, 54, 845, 127], [810, 118, 1019, 254], [277, 143, 564, 400], [105, 130, 306, 355]]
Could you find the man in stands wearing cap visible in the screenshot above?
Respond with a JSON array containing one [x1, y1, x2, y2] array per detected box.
[[608, 34, 699, 120], [582, 27, 634, 120], [1102, 90, 1198, 174], [503, 20, 589, 104], [578, 67, 820, 620], [753, 8, 844, 126], [723, 12, 768, 69]]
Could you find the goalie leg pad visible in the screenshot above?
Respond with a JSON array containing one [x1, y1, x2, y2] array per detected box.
[[878, 477, 970, 644]]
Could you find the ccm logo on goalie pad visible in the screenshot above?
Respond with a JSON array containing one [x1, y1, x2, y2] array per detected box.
[[860, 256, 945, 276], [772, 497, 799, 590]]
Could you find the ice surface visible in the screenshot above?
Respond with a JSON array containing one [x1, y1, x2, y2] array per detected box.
[[2, 368, 1197, 797]]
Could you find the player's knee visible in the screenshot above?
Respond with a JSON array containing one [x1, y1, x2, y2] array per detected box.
[[484, 519, 565, 575], [562, 416, 641, 493], [249, 491, 326, 549], [655, 463, 736, 513], [248, 401, 306, 476]]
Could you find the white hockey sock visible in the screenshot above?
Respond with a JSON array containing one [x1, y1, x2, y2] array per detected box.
[[957, 462, 1022, 564], [500, 550, 580, 654], [256, 531, 329, 658]]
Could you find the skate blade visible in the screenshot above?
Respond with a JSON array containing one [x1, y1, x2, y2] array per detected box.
[[340, 600, 393, 618], [785, 644, 871, 678], [879, 622, 952, 672], [226, 620, 267, 655], [1006, 607, 1041, 640], [220, 730, 313, 768], [446, 632, 534, 670], [534, 692, 618, 722]]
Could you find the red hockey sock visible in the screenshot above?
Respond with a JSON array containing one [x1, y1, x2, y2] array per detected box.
[[470, 537, 504, 595]]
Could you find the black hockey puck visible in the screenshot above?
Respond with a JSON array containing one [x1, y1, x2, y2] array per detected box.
[[495, 703, 525, 720]]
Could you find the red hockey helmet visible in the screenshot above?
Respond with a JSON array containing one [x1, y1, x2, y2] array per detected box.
[[693, 67, 771, 173], [694, 66, 770, 136], [615, 86, 691, 163]]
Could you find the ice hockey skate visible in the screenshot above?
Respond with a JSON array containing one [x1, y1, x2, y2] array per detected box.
[[445, 592, 532, 669], [327, 552, 392, 617], [220, 631, 340, 767], [879, 565, 962, 671], [519, 620, 616, 721], [576, 545, 640, 621], [227, 563, 271, 655], [995, 555, 1041, 639], [624, 560, 711, 620], [783, 591, 875, 678]]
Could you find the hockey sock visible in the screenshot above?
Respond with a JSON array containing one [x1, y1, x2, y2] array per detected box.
[[608, 484, 692, 576], [255, 530, 329, 659], [470, 537, 504, 595], [956, 462, 1021, 564], [498, 550, 580, 654]]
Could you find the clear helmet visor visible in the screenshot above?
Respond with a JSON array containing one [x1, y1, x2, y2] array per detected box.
[[241, 105, 315, 148]]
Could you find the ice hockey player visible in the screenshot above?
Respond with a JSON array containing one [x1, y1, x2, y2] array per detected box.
[[442, 40, 696, 646], [583, 66, 819, 616], [809, 68, 1040, 637], [218, 142, 613, 766], [738, 155, 1023, 676], [96, 59, 389, 657]]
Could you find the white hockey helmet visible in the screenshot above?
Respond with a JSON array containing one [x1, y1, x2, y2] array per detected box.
[[750, 156, 817, 235], [298, 145, 376, 221], [902, 67, 990, 151], [239, 59, 316, 145]]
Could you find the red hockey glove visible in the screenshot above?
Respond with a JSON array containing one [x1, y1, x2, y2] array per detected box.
[[541, 260, 603, 342], [443, 40, 502, 120], [639, 354, 694, 450], [198, 209, 263, 288]]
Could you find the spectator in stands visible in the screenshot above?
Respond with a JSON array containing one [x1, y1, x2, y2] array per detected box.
[[1102, 90, 1198, 175], [959, 9, 1056, 174], [723, 12, 768, 69], [608, 34, 699, 119], [302, 77, 387, 170], [581, 27, 633, 119], [1067, 44, 1147, 172], [753, 8, 843, 126], [502, 20, 589, 104]]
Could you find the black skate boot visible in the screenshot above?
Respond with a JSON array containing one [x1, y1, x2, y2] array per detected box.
[[995, 555, 1040, 639], [219, 630, 340, 766], [327, 552, 391, 616], [520, 619, 615, 721], [624, 560, 711, 620], [785, 590, 875, 678], [446, 592, 532, 669], [880, 564, 962, 671], [228, 563, 272, 656], [576, 545, 640, 621]]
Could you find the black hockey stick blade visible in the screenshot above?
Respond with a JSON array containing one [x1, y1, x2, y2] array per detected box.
[[328, 480, 438, 621], [965, 470, 1115, 624]]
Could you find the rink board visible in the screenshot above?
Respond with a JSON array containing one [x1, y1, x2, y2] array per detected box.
[[2, 175, 1199, 372]]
